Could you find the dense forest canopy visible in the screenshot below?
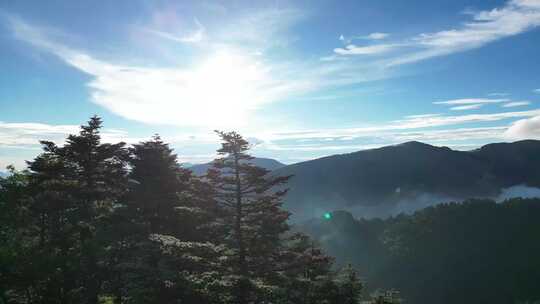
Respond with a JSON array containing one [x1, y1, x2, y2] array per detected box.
[[299, 198, 540, 304], [0, 117, 399, 304]]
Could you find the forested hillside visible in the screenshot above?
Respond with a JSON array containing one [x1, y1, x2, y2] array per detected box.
[[299, 198, 540, 304], [0, 117, 397, 304]]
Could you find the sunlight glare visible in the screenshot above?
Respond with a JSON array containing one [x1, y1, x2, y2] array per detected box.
[[184, 51, 267, 127]]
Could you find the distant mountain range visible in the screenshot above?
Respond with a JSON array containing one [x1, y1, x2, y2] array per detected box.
[[271, 140, 540, 220], [186, 157, 286, 176]]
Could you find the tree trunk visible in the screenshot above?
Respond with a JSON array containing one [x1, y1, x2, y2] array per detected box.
[[234, 153, 248, 304]]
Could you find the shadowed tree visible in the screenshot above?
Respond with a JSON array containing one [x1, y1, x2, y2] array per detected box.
[[114, 134, 223, 303], [128, 134, 192, 235], [0, 166, 36, 304], [206, 131, 294, 303], [26, 116, 130, 304]]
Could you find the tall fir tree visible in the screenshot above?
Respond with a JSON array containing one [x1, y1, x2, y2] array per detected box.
[[206, 131, 294, 303], [128, 134, 192, 235], [118, 135, 224, 303], [26, 116, 130, 304]]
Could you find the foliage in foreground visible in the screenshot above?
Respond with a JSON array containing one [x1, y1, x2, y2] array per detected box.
[[0, 116, 386, 304]]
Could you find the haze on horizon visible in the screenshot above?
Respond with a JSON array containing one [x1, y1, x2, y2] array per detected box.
[[1, 0, 540, 170]]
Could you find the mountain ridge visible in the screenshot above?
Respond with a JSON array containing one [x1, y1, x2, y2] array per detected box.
[[187, 157, 286, 176], [272, 140, 540, 220]]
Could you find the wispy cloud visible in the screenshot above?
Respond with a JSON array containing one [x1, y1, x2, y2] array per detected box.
[[0, 121, 137, 148], [261, 108, 540, 143], [367, 32, 389, 40], [392, 108, 540, 129], [0, 122, 77, 147], [434, 98, 532, 111], [434, 98, 509, 105], [213, 7, 305, 50], [252, 108, 540, 158], [259, 124, 509, 155], [450, 104, 484, 111], [339, 32, 390, 43], [144, 18, 205, 43], [7, 1, 539, 129], [534, 88, 540, 93], [488, 92, 510, 97], [6, 14, 318, 128], [502, 101, 531, 107], [390, 0, 540, 65], [333, 0, 540, 66], [434, 98, 509, 110], [334, 43, 398, 55]]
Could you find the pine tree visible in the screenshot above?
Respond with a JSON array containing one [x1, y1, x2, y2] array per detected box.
[[26, 116, 130, 304], [128, 135, 192, 235], [274, 233, 335, 304], [119, 135, 224, 303], [206, 131, 292, 303], [335, 264, 363, 304]]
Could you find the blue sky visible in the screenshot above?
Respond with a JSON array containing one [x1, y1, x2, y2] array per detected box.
[[1, 0, 540, 169]]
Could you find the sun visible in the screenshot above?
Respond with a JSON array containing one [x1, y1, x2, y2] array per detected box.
[[183, 51, 268, 127]]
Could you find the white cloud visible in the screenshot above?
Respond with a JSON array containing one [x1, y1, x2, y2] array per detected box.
[[367, 32, 389, 40], [260, 124, 508, 154], [0, 122, 78, 147], [0, 121, 136, 148], [391, 0, 540, 65], [502, 101, 531, 107], [7, 11, 401, 129], [7, 15, 317, 128], [450, 104, 484, 110], [144, 18, 205, 43], [214, 7, 305, 49], [392, 126, 506, 142], [488, 92, 510, 96], [332, 0, 540, 66], [391, 108, 540, 129], [338, 32, 390, 44], [9, 1, 539, 130], [434, 98, 509, 105], [504, 115, 540, 139], [334, 43, 397, 55], [260, 109, 540, 144], [433, 98, 531, 111], [435, 98, 528, 110], [534, 88, 540, 93], [404, 113, 442, 119]]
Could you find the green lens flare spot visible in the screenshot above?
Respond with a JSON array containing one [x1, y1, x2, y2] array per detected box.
[[323, 212, 332, 220]]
